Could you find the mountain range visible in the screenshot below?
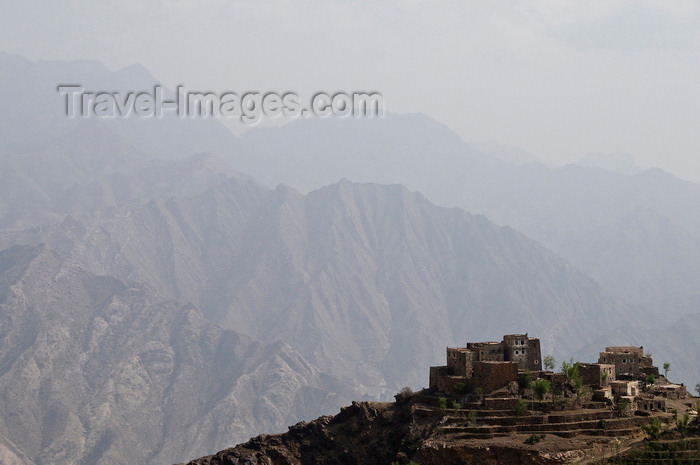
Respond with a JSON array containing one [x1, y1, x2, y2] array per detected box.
[[0, 244, 357, 464], [0, 53, 698, 464], [232, 115, 700, 318]]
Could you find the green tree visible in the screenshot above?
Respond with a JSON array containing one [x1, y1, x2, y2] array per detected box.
[[646, 373, 656, 387], [524, 434, 545, 444], [453, 382, 468, 396], [437, 397, 447, 410], [543, 355, 555, 371], [663, 362, 670, 378], [618, 398, 631, 417], [560, 358, 580, 384], [695, 383, 700, 396], [641, 416, 662, 440], [552, 387, 563, 403], [395, 386, 414, 403], [532, 378, 551, 401], [519, 372, 533, 389], [677, 412, 690, 437], [561, 359, 584, 401], [513, 399, 528, 416]]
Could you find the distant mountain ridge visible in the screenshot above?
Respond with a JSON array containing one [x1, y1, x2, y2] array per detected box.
[[231, 114, 700, 316], [0, 51, 237, 159], [4, 162, 641, 396]]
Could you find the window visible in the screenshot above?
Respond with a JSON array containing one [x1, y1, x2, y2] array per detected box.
[[521, 340, 525, 345], [515, 350, 519, 355]]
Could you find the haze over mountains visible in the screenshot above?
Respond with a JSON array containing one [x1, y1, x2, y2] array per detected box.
[[1, 121, 636, 393], [0, 52, 236, 161], [0, 53, 699, 464], [232, 115, 700, 316]]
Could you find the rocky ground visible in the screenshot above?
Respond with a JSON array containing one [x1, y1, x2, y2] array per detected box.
[[178, 393, 700, 465]]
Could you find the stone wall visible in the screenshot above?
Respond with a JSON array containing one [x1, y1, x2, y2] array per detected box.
[[638, 397, 666, 411], [579, 363, 615, 388], [437, 375, 468, 395], [429, 366, 448, 389], [446, 348, 473, 377], [599, 351, 640, 377], [610, 380, 638, 397], [466, 341, 504, 362], [472, 361, 518, 393], [598, 346, 657, 379]]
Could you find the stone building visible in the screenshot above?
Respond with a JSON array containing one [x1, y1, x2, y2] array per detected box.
[[446, 347, 475, 377], [609, 380, 639, 397], [472, 361, 519, 394], [465, 341, 503, 362], [502, 334, 542, 371], [578, 363, 615, 388], [598, 346, 657, 379], [429, 334, 541, 395]]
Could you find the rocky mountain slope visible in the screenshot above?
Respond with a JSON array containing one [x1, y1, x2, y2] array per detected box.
[[0, 54, 696, 465], [0, 244, 355, 465], [231, 114, 700, 317], [180, 396, 697, 465], [5, 160, 640, 395]]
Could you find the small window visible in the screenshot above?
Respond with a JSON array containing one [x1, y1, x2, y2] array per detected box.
[[521, 340, 525, 345], [534, 360, 539, 365], [515, 350, 519, 355]]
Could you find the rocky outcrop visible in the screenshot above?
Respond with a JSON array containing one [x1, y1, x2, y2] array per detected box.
[[181, 401, 412, 465], [180, 398, 645, 465]]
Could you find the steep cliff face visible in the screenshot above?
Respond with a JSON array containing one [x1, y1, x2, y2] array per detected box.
[[0, 245, 355, 465]]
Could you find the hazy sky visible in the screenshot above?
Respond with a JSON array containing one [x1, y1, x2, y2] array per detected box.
[[3, 1, 700, 180]]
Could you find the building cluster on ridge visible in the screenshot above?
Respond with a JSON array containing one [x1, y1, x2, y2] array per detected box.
[[429, 334, 688, 412], [430, 334, 541, 395]]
